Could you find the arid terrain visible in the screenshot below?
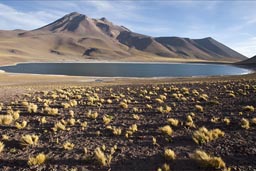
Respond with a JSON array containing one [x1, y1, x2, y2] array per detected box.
[[0, 71, 256, 171], [1, 2, 256, 171]]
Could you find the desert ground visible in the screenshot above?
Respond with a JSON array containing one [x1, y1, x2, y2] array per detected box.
[[0, 66, 256, 171]]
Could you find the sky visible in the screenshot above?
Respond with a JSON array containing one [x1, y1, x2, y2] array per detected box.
[[0, 0, 255, 57]]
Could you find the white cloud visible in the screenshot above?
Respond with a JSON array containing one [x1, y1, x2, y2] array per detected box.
[[0, 3, 63, 30]]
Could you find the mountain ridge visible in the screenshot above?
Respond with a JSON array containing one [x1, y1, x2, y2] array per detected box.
[[0, 12, 247, 65], [237, 55, 256, 65]]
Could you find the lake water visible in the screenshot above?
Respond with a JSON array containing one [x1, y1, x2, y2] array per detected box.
[[0, 63, 252, 77]]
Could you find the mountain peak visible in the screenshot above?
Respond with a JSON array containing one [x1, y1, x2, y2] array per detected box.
[[66, 12, 85, 17], [100, 17, 108, 22], [62, 12, 87, 19]]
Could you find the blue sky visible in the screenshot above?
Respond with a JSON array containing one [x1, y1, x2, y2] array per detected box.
[[0, 0, 255, 57]]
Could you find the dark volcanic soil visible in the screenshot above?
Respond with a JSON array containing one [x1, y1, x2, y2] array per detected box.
[[0, 79, 256, 171]]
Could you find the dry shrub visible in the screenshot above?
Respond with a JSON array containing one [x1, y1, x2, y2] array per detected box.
[[192, 127, 224, 145], [192, 150, 226, 169]]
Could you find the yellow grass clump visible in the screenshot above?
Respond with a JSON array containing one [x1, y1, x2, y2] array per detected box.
[[28, 153, 46, 166], [0, 141, 4, 153], [106, 99, 112, 104], [39, 117, 47, 124], [63, 141, 75, 150], [157, 105, 172, 114], [192, 127, 224, 145], [119, 101, 128, 109], [164, 149, 176, 160], [129, 124, 138, 133], [199, 94, 208, 101], [27, 103, 38, 113], [243, 105, 254, 112], [251, 118, 256, 125], [192, 150, 226, 169], [152, 136, 158, 146], [2, 134, 9, 140], [0, 115, 13, 125], [132, 114, 140, 120], [21, 134, 39, 146], [223, 117, 230, 125], [185, 115, 196, 128], [167, 118, 179, 127], [103, 115, 112, 125], [87, 110, 99, 119], [15, 120, 27, 129], [157, 163, 170, 171], [241, 118, 250, 129], [94, 147, 113, 167], [10, 110, 20, 120], [146, 104, 153, 109], [52, 122, 66, 131], [195, 105, 204, 112], [112, 127, 122, 136], [44, 107, 58, 115], [80, 121, 87, 130], [155, 98, 164, 104], [159, 125, 173, 136], [68, 118, 76, 126]]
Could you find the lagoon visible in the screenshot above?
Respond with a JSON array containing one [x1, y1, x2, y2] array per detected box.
[[0, 63, 252, 77]]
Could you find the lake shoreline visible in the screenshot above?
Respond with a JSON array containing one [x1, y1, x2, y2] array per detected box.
[[0, 61, 253, 78]]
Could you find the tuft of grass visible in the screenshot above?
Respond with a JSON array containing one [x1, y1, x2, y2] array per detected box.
[[157, 163, 170, 171], [39, 117, 47, 124], [159, 125, 173, 136], [164, 149, 176, 160], [27, 103, 38, 113], [251, 118, 256, 125], [87, 110, 98, 119], [167, 118, 179, 127], [152, 136, 158, 146], [192, 127, 224, 145], [185, 115, 195, 128], [128, 124, 138, 133], [157, 105, 172, 114], [119, 102, 128, 109], [44, 107, 58, 115], [11, 110, 20, 120], [68, 118, 76, 126], [112, 127, 122, 136], [243, 105, 254, 112], [106, 99, 112, 104], [103, 115, 112, 125], [241, 118, 250, 129], [192, 150, 226, 169], [223, 117, 230, 125], [2, 134, 9, 140], [195, 105, 204, 112], [15, 120, 27, 129], [0, 115, 13, 125], [21, 134, 39, 146], [52, 122, 66, 131], [146, 104, 153, 109], [0, 141, 4, 153], [80, 121, 87, 130], [132, 114, 140, 120], [28, 153, 46, 166], [94, 147, 112, 167], [155, 98, 164, 104], [63, 141, 75, 150], [199, 94, 208, 101]]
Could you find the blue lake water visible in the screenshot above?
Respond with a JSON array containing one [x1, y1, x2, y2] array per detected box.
[[0, 63, 252, 77]]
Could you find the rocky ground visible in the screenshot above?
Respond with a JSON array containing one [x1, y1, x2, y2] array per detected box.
[[0, 79, 256, 171]]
